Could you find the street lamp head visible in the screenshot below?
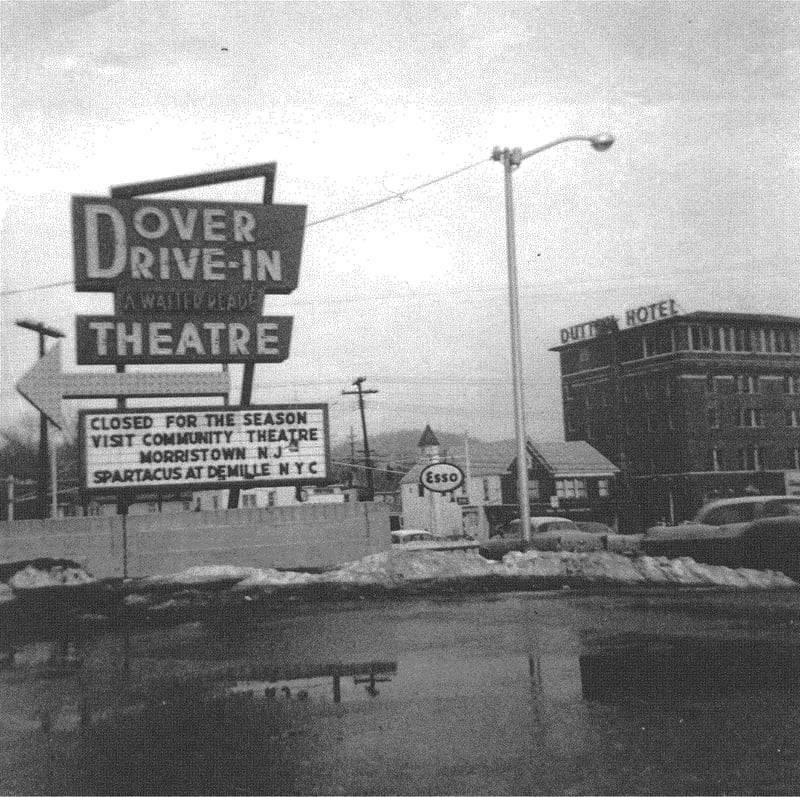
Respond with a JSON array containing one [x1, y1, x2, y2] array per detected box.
[[589, 133, 615, 152]]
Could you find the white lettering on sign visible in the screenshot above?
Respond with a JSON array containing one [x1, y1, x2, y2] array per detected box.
[[76, 315, 292, 364], [80, 404, 329, 493], [82, 203, 282, 282], [86, 320, 280, 357]]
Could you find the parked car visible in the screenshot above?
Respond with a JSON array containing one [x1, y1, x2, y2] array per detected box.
[[478, 516, 606, 560], [641, 496, 800, 576], [390, 529, 479, 551], [391, 530, 438, 545]]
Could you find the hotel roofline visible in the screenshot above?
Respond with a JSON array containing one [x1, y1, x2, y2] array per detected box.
[[550, 310, 800, 352]]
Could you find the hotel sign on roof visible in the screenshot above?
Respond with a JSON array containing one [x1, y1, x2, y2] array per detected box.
[[558, 298, 680, 345]]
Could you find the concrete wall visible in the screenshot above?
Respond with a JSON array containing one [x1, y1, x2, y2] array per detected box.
[[0, 515, 125, 578], [0, 502, 391, 579]]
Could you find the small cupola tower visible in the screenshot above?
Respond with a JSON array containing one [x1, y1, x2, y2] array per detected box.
[[418, 425, 441, 462]]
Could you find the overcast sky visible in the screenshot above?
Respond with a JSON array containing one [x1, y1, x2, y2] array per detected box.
[[2, 0, 798, 446]]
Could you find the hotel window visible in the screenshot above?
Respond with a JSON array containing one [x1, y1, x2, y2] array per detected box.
[[597, 478, 610, 498], [528, 479, 540, 500], [787, 409, 800, 428], [738, 446, 765, 471], [738, 408, 764, 427], [785, 375, 800, 395], [719, 327, 733, 351], [711, 447, 722, 472], [689, 325, 713, 350], [707, 408, 720, 428], [578, 348, 590, 364], [775, 329, 793, 353], [736, 375, 757, 394], [734, 327, 753, 352], [750, 328, 765, 352], [789, 446, 800, 469]]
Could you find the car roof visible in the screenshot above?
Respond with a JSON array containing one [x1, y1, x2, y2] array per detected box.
[[701, 495, 799, 511], [510, 516, 574, 523], [393, 529, 433, 537]]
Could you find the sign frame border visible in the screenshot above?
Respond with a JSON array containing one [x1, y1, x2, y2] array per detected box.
[[77, 402, 331, 497]]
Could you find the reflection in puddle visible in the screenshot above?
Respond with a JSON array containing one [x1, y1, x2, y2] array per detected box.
[[230, 661, 398, 703], [580, 637, 800, 703]]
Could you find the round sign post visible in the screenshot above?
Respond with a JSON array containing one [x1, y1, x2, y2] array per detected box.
[[419, 462, 465, 494]]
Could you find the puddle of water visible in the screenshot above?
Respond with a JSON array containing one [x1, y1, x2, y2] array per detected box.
[[580, 636, 800, 703], [2, 596, 800, 795]]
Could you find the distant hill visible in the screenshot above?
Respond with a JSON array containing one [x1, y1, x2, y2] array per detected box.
[[331, 428, 505, 467]]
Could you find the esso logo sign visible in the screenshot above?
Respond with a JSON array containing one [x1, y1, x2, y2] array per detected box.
[[420, 462, 465, 493]]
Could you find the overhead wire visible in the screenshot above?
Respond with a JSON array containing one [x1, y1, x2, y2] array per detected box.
[[0, 156, 490, 298]]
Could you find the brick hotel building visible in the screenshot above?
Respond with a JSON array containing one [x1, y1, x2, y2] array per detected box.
[[550, 311, 800, 529]]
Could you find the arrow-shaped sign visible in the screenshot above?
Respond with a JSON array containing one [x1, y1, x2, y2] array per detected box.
[[16, 342, 230, 433]]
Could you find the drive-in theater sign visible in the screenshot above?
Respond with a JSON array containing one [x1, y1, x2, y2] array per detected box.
[[73, 195, 305, 364], [71, 168, 330, 495]]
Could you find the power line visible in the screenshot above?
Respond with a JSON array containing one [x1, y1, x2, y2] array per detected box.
[[0, 156, 490, 299]]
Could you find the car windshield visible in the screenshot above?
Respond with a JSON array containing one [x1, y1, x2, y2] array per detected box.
[[536, 520, 578, 534], [763, 500, 800, 518], [703, 504, 757, 525]]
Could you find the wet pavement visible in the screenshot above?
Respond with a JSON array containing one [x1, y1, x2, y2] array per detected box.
[[2, 587, 800, 795]]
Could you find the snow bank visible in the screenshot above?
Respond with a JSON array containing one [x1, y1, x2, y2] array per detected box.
[[233, 568, 320, 589], [131, 549, 797, 595], [9, 565, 94, 590], [139, 565, 262, 587], [503, 550, 646, 582]]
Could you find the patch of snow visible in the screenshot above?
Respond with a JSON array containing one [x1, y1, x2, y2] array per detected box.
[[503, 551, 645, 583], [140, 565, 261, 586], [233, 569, 320, 589], [9, 565, 94, 590]]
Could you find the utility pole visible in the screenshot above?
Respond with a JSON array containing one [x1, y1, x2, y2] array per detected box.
[[348, 427, 356, 488], [15, 320, 66, 519], [342, 377, 378, 500]]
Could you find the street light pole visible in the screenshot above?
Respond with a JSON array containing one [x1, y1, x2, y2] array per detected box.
[[492, 134, 614, 545]]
